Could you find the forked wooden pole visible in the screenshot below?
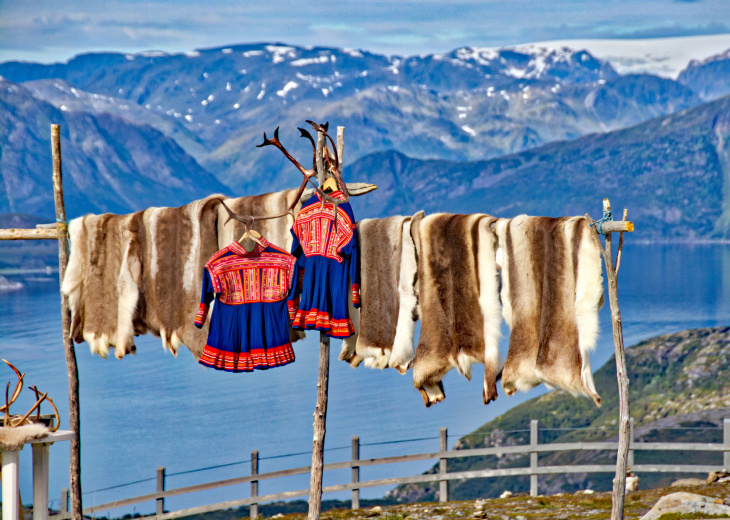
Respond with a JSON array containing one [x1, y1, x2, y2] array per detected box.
[[307, 127, 344, 520], [51, 125, 83, 520], [587, 198, 632, 520]]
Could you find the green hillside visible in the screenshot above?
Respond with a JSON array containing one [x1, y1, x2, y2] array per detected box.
[[388, 327, 730, 502]]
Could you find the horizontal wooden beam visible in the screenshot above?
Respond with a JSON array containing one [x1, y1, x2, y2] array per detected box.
[[0, 228, 59, 240]]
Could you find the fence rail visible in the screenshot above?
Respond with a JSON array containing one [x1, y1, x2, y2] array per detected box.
[[51, 418, 730, 520]]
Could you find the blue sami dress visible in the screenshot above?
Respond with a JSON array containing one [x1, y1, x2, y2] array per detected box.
[[289, 190, 360, 338], [195, 237, 298, 372]]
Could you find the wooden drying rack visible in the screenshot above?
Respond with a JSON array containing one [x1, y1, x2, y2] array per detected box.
[[0, 125, 635, 520]]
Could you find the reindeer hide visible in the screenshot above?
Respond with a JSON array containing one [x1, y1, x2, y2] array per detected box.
[[62, 212, 133, 359], [135, 194, 222, 358], [0, 423, 50, 451], [339, 214, 420, 373], [410, 212, 502, 407], [496, 215, 603, 406]]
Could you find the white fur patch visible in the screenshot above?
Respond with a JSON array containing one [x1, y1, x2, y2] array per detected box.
[[575, 219, 604, 402], [115, 216, 140, 359], [183, 200, 202, 292], [389, 217, 418, 372], [62, 217, 85, 320], [478, 217, 504, 381]]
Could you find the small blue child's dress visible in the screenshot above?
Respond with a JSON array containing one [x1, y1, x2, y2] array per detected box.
[[195, 237, 298, 372], [289, 190, 360, 338]]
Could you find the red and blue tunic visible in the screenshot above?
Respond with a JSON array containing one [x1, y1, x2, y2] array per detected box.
[[289, 190, 360, 338], [195, 237, 298, 372]]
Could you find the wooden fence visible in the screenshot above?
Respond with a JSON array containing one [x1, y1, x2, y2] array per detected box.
[[51, 419, 730, 520]]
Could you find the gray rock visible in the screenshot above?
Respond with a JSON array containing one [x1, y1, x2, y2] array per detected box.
[[640, 492, 730, 520], [670, 477, 706, 487]]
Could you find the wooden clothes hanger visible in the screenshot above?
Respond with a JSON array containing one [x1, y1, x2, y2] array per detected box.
[[237, 215, 264, 252]]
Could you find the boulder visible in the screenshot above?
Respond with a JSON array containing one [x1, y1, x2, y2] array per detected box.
[[670, 478, 706, 487], [640, 492, 730, 520], [706, 469, 730, 484]]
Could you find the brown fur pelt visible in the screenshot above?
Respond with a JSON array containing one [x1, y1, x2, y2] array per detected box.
[[63, 212, 136, 359], [62, 189, 303, 360], [496, 215, 603, 406], [410, 212, 502, 407], [339, 213, 420, 373], [0, 423, 50, 451]]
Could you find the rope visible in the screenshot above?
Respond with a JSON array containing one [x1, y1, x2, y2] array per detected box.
[[56, 218, 68, 235], [590, 210, 612, 235]]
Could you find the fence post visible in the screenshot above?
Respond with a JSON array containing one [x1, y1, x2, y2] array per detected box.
[[351, 436, 360, 510], [60, 488, 69, 519], [156, 467, 166, 516], [627, 418, 635, 469], [439, 427, 449, 503], [251, 451, 259, 520], [530, 420, 538, 497], [722, 419, 730, 471]]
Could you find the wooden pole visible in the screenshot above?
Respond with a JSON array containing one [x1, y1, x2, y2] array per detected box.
[[51, 124, 83, 520], [588, 199, 631, 520], [307, 129, 335, 520]]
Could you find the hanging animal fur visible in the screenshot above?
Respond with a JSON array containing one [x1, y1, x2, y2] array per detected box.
[[339, 213, 420, 373], [496, 215, 603, 406], [410, 212, 502, 407]]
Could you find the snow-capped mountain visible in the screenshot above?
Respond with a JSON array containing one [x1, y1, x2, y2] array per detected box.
[[0, 38, 728, 216], [530, 34, 730, 79]]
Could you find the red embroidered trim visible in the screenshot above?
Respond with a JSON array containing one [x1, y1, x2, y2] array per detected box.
[[195, 303, 209, 326], [291, 308, 354, 337], [199, 343, 295, 372], [205, 244, 297, 305], [287, 298, 300, 321], [352, 283, 360, 306], [294, 200, 354, 263]]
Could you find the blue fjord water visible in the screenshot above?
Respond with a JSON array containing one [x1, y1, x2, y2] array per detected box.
[[1, 243, 729, 515]]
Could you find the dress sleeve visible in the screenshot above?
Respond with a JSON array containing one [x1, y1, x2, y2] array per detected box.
[[286, 256, 301, 321], [195, 268, 216, 328], [288, 229, 305, 321], [349, 226, 360, 308]]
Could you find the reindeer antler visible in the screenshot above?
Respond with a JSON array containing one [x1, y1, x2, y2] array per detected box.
[[305, 120, 350, 199], [1, 359, 24, 414], [256, 125, 349, 214], [2, 361, 60, 430]]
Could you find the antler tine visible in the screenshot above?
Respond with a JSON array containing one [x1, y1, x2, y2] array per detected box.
[[219, 199, 247, 226], [29, 385, 60, 432], [257, 126, 316, 178], [305, 120, 349, 198], [4, 381, 9, 427], [30, 384, 41, 422], [0, 359, 24, 413]]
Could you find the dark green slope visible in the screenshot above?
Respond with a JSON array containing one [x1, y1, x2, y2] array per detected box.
[[387, 327, 730, 502]]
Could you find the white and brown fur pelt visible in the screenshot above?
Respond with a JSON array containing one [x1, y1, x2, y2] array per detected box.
[[339, 213, 421, 373], [62, 189, 303, 360], [495, 215, 603, 406], [410, 212, 503, 407]]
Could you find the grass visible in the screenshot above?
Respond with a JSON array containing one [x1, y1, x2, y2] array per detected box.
[[246, 481, 730, 520]]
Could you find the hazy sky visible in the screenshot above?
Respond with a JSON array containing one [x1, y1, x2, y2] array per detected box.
[[0, 0, 728, 63]]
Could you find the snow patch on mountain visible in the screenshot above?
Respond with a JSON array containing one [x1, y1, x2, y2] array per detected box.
[[530, 34, 730, 78]]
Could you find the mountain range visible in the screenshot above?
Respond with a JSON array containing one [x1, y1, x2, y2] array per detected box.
[[1, 41, 730, 236]]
